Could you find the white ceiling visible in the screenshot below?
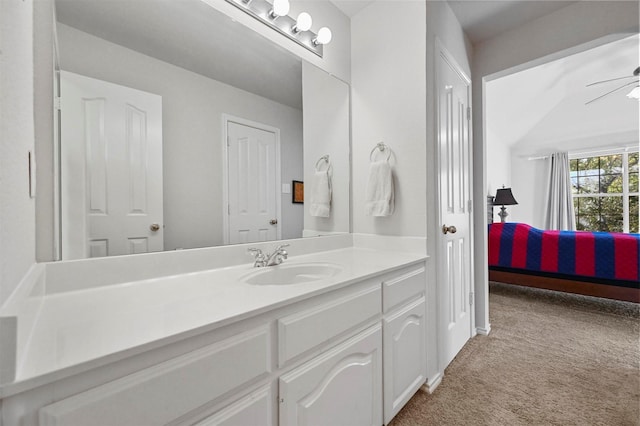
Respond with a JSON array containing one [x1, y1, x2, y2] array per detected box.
[[328, 0, 374, 17], [55, 0, 303, 109], [447, 0, 578, 44], [329, 0, 580, 44], [486, 34, 640, 153]]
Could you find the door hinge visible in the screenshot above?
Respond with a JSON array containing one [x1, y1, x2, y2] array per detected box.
[[467, 106, 471, 121], [467, 199, 473, 212], [227, 136, 230, 147], [54, 96, 61, 111], [469, 292, 474, 306]]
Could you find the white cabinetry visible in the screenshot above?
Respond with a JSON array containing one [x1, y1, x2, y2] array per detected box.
[[279, 325, 382, 426], [39, 326, 272, 426], [382, 267, 427, 424], [3, 261, 428, 426]]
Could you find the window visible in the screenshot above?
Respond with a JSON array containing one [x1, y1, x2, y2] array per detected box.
[[570, 151, 639, 233]]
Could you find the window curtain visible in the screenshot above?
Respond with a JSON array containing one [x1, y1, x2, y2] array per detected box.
[[544, 152, 576, 230]]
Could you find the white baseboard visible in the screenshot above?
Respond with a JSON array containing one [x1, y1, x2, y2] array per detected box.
[[423, 372, 443, 394], [476, 324, 491, 335]]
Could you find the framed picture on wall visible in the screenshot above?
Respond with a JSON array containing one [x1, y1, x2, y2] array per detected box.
[[292, 180, 304, 204]]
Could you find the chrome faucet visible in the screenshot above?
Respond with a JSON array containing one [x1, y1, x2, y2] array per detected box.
[[248, 244, 289, 267]]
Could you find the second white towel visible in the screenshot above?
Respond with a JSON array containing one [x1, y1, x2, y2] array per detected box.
[[310, 169, 332, 217], [365, 160, 394, 216]]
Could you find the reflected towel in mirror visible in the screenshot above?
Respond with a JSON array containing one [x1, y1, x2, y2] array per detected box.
[[310, 169, 332, 217], [365, 161, 394, 216]]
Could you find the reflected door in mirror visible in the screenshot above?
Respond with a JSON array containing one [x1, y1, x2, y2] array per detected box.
[[227, 120, 280, 244], [61, 72, 164, 259]]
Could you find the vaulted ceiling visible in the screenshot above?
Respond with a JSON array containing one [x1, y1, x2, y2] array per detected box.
[[486, 34, 640, 153]]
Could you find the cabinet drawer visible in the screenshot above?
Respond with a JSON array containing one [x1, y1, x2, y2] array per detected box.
[[39, 326, 271, 426], [278, 283, 381, 367], [382, 266, 426, 313], [193, 384, 274, 426]]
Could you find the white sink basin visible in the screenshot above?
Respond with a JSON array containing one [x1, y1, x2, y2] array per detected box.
[[243, 263, 343, 285]]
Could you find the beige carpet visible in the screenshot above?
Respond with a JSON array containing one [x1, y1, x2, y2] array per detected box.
[[390, 282, 640, 426]]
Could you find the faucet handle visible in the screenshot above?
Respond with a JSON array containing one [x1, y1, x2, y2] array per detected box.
[[247, 248, 264, 258], [273, 243, 290, 251]]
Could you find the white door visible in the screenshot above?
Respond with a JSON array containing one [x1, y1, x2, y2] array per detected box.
[[61, 71, 163, 259], [226, 119, 280, 244], [436, 44, 474, 367], [279, 325, 382, 426]]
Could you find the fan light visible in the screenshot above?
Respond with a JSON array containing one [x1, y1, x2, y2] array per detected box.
[[627, 86, 640, 100]]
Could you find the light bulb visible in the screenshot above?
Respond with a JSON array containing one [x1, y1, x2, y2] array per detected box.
[[292, 12, 312, 33], [313, 27, 332, 45], [269, 0, 289, 18], [626, 86, 640, 100]]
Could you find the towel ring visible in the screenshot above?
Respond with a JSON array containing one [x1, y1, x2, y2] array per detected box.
[[370, 142, 391, 162], [315, 155, 331, 171]]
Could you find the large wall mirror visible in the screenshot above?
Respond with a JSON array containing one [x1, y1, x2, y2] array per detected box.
[[54, 0, 350, 260]]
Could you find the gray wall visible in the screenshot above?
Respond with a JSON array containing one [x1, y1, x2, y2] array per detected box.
[[351, 1, 427, 239], [57, 24, 303, 250], [302, 61, 350, 235]]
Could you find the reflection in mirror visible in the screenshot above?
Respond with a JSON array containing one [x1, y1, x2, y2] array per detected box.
[[54, 0, 349, 259]]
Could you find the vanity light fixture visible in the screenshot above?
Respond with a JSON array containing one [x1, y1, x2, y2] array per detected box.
[[312, 27, 332, 46], [223, 0, 330, 57], [269, 0, 289, 19], [292, 12, 312, 33]]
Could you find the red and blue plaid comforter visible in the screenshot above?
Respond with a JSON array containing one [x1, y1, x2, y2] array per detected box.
[[488, 223, 640, 286]]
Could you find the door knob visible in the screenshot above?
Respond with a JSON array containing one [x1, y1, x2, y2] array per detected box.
[[150, 223, 161, 232], [269, 219, 278, 225], [442, 224, 457, 235]]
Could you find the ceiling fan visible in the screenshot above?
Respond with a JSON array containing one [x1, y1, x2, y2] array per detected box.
[[585, 66, 640, 105]]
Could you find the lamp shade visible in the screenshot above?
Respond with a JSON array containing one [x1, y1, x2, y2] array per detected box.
[[494, 188, 518, 206]]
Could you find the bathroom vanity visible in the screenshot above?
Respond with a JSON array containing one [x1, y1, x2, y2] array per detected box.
[[0, 238, 430, 425]]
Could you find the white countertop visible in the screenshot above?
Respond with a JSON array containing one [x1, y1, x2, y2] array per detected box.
[[2, 247, 426, 395]]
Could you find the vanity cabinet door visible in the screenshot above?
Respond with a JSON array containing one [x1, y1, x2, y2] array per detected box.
[[279, 324, 382, 426], [383, 296, 427, 424]]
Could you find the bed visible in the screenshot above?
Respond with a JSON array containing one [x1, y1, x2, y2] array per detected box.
[[488, 223, 640, 303]]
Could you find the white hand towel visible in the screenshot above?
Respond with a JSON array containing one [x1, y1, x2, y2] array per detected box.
[[365, 160, 394, 216], [310, 169, 332, 217]]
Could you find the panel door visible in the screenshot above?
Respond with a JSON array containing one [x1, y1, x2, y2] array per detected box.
[[437, 45, 474, 367], [279, 324, 382, 426], [383, 297, 427, 424], [60, 71, 163, 259], [227, 121, 279, 244]]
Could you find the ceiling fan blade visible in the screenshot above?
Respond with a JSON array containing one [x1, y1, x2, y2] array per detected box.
[[586, 75, 637, 87], [585, 80, 639, 105]]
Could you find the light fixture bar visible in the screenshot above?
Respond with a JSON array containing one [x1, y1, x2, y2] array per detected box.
[[224, 0, 324, 57]]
